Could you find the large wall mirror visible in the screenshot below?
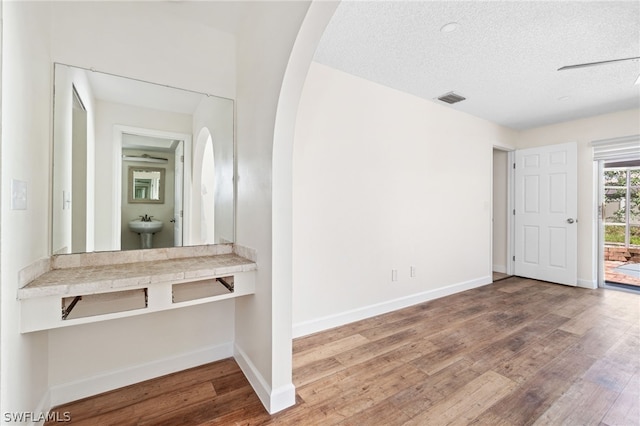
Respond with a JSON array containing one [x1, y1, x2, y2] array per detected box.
[[52, 63, 235, 254]]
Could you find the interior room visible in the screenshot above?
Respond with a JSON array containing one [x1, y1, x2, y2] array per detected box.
[[1, 0, 638, 424]]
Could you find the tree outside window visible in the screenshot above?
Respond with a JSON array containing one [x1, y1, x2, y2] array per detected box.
[[604, 168, 640, 247]]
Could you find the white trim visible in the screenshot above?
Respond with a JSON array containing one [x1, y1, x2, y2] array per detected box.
[[578, 278, 597, 289], [30, 390, 51, 426], [233, 344, 271, 410], [233, 343, 296, 414], [269, 383, 297, 414], [293, 276, 492, 338], [507, 150, 516, 276], [490, 148, 494, 278], [595, 160, 605, 288], [48, 341, 232, 407]]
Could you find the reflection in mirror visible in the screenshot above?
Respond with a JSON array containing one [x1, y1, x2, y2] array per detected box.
[[52, 63, 235, 254], [128, 166, 165, 204]]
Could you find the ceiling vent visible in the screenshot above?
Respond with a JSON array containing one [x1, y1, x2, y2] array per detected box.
[[437, 92, 466, 104]]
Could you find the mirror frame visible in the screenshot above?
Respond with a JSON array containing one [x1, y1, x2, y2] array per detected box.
[[127, 166, 165, 204]]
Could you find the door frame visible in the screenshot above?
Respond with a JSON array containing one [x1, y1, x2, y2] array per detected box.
[[596, 159, 605, 288], [596, 158, 640, 290], [592, 134, 640, 290], [491, 145, 516, 278], [113, 125, 192, 250]]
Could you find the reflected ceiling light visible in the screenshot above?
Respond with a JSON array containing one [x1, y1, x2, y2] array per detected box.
[[440, 22, 460, 33], [636, 74, 640, 85], [557, 96, 570, 101]]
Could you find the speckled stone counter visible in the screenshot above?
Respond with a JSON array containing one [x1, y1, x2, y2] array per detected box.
[[18, 253, 256, 300], [18, 244, 258, 333]]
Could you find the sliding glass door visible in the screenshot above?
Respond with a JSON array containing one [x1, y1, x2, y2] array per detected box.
[[602, 163, 640, 288]]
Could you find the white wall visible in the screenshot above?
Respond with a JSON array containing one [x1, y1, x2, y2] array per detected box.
[[292, 62, 518, 334], [1, 0, 52, 416], [2, 0, 318, 415], [49, 2, 236, 100], [45, 4, 238, 404], [517, 108, 640, 287], [47, 303, 234, 405], [492, 149, 509, 273], [1, 0, 241, 412], [233, 0, 312, 412]]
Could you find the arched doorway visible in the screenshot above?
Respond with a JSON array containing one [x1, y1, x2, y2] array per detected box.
[[193, 127, 216, 244]]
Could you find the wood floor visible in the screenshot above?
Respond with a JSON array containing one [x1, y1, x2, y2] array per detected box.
[[492, 271, 511, 282], [47, 277, 640, 425]]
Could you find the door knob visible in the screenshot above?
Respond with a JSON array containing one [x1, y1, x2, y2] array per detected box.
[[566, 218, 575, 224]]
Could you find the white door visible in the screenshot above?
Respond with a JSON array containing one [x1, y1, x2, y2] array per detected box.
[[174, 141, 184, 246], [514, 142, 578, 286]]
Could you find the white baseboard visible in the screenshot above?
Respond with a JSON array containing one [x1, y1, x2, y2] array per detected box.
[[48, 342, 233, 408], [28, 390, 51, 426], [293, 276, 492, 338], [269, 382, 296, 414], [233, 343, 296, 414], [577, 278, 597, 289]]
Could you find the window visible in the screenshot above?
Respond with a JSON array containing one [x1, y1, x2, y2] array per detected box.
[[604, 166, 640, 247]]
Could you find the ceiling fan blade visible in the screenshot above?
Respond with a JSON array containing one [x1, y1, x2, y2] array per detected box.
[[558, 56, 640, 71]]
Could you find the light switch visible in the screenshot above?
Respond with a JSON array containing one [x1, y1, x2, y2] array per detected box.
[[63, 190, 71, 210], [11, 179, 27, 210]]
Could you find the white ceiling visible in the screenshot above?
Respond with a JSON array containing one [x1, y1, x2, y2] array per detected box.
[[314, 1, 640, 130]]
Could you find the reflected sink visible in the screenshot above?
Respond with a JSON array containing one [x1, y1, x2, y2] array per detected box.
[[128, 220, 163, 234], [129, 220, 163, 249]]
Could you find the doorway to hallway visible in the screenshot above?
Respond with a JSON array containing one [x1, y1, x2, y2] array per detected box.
[[492, 148, 513, 282]]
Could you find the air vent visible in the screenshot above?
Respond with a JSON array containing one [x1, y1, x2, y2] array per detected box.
[[437, 92, 466, 104]]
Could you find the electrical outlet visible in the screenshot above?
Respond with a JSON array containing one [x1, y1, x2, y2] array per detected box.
[[391, 269, 398, 282], [410, 266, 416, 277]]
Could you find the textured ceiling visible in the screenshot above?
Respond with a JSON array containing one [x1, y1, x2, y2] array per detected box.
[[314, 1, 640, 130]]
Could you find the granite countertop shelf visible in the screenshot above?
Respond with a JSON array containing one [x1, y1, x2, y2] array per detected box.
[[18, 244, 258, 333], [18, 245, 257, 300]]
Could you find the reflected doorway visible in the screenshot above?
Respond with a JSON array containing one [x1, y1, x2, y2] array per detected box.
[[119, 130, 186, 251]]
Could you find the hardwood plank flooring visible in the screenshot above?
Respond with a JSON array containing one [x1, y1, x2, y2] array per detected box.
[[47, 277, 640, 425]]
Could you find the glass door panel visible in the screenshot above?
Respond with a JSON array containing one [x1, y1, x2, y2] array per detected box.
[[603, 165, 640, 287]]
